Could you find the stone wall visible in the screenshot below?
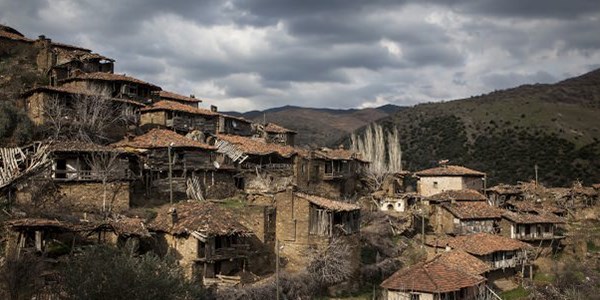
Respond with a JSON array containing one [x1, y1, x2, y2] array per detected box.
[[418, 176, 464, 196], [140, 110, 166, 128]]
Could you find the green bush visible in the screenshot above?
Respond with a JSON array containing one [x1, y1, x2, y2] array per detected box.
[[59, 245, 213, 300]]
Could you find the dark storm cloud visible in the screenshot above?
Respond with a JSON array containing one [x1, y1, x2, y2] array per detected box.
[[0, 0, 599, 111]]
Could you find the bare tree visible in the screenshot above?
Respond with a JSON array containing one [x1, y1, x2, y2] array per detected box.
[[0, 253, 42, 300], [85, 151, 126, 214], [351, 123, 403, 192], [306, 237, 355, 285], [42, 95, 70, 140], [42, 87, 124, 143]]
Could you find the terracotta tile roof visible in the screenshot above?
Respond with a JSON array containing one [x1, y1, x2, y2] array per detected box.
[[51, 41, 91, 52], [0, 28, 33, 42], [23, 85, 146, 107], [380, 255, 485, 293], [427, 189, 486, 203], [105, 217, 149, 237], [148, 201, 251, 236], [216, 134, 297, 157], [49, 141, 122, 153], [312, 147, 367, 162], [487, 184, 522, 195], [61, 72, 161, 90], [141, 100, 218, 116], [435, 250, 491, 275], [415, 165, 485, 177], [505, 200, 565, 215], [295, 193, 360, 212], [442, 202, 503, 220], [592, 183, 600, 189], [5, 218, 68, 230], [221, 113, 253, 124], [264, 123, 296, 134], [158, 91, 202, 103], [570, 183, 598, 197], [112, 129, 215, 150], [502, 210, 565, 224], [446, 233, 531, 256]]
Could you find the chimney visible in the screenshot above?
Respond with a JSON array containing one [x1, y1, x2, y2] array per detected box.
[[210, 105, 218, 112], [190, 94, 195, 99]]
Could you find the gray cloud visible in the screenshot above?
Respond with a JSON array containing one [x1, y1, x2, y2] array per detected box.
[[0, 0, 599, 111]]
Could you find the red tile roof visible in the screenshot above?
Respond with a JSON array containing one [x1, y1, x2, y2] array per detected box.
[[142, 100, 218, 117], [62, 72, 161, 90], [427, 189, 486, 202], [446, 233, 531, 256], [415, 165, 485, 177], [502, 211, 565, 224], [0, 28, 33, 42], [381, 255, 485, 293], [264, 123, 296, 134], [158, 91, 202, 103], [435, 250, 491, 275], [216, 134, 297, 157], [312, 147, 367, 162], [112, 129, 215, 150], [23, 85, 146, 107], [149, 201, 251, 236], [442, 202, 504, 220], [295, 193, 360, 212], [506, 200, 565, 215]]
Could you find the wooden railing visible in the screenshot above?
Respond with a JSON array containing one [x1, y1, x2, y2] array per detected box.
[[53, 169, 132, 181]]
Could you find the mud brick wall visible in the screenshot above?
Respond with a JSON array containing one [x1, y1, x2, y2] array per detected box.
[[58, 181, 131, 213]]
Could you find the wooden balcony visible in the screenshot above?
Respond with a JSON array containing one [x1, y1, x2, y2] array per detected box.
[[53, 169, 132, 182], [195, 244, 250, 262]]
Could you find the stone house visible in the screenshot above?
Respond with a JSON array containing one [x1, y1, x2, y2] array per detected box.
[[486, 184, 524, 207], [16, 141, 132, 213], [261, 123, 297, 146], [435, 202, 503, 235], [427, 233, 532, 285], [500, 211, 566, 245], [295, 147, 368, 199], [112, 129, 235, 204], [140, 100, 220, 134], [154, 90, 202, 107], [148, 201, 253, 284], [380, 252, 488, 300], [274, 189, 361, 271], [4, 216, 149, 257], [21, 85, 144, 140], [414, 165, 485, 197], [213, 134, 299, 193], [59, 72, 162, 103], [218, 114, 254, 136]]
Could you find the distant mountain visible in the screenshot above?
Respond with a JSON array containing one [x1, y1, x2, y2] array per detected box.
[[224, 105, 404, 146], [347, 68, 600, 186]]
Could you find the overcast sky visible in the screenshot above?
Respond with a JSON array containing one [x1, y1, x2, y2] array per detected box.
[[1, 0, 599, 112]]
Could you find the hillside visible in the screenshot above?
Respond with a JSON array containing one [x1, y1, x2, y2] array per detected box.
[[227, 105, 404, 146], [352, 68, 600, 187]]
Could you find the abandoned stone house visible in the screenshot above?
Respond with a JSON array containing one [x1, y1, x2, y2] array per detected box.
[[500, 211, 566, 246], [213, 134, 298, 193], [20, 85, 144, 138], [504, 199, 566, 218], [140, 100, 220, 134], [219, 114, 254, 136], [274, 189, 361, 271], [153, 90, 202, 107], [414, 165, 486, 197], [434, 202, 503, 235], [112, 129, 235, 204], [380, 252, 488, 300], [15, 141, 132, 213], [4, 216, 149, 257], [428, 233, 532, 284], [148, 201, 253, 284], [486, 184, 525, 207], [58, 72, 162, 103], [295, 147, 368, 199], [260, 122, 297, 146]]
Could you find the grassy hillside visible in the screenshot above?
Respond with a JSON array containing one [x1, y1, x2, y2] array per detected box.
[[231, 105, 404, 146], [353, 69, 600, 187]]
